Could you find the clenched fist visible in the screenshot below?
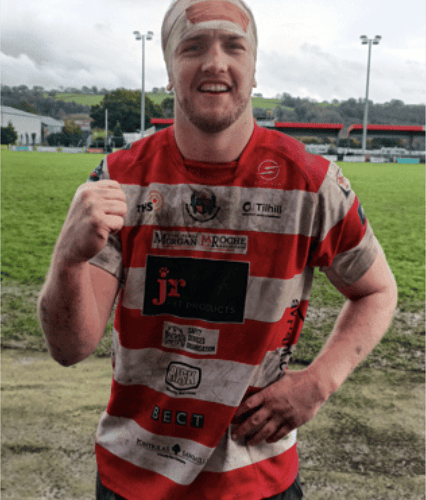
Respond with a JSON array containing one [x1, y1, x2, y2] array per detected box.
[[56, 180, 127, 265]]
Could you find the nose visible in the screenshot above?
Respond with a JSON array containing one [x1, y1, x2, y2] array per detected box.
[[200, 42, 227, 74]]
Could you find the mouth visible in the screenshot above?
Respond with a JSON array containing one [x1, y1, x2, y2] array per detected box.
[[198, 83, 231, 94]]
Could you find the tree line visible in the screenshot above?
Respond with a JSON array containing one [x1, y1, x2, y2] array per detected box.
[[1, 85, 91, 120], [2, 85, 424, 149], [2, 85, 424, 127], [254, 93, 425, 126]]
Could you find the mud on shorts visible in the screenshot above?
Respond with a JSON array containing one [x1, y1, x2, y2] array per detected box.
[[96, 472, 303, 500]]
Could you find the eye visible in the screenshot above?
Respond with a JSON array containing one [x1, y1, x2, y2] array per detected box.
[[226, 41, 246, 52], [181, 42, 203, 54]]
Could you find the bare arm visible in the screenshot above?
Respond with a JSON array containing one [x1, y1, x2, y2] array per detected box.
[[37, 180, 127, 366], [304, 249, 398, 397], [231, 251, 398, 444]]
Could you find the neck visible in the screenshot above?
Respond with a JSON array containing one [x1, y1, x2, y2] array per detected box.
[[174, 107, 255, 163]]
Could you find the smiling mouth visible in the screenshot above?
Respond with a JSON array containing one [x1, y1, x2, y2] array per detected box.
[[198, 83, 231, 93]]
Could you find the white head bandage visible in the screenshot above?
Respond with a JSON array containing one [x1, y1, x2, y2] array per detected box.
[[161, 0, 258, 78]]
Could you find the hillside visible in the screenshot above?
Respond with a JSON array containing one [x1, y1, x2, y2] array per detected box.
[[45, 92, 282, 110], [3, 86, 424, 129]]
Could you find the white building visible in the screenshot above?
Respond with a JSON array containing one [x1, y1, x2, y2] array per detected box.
[[41, 115, 64, 136], [1, 105, 41, 144], [1, 105, 64, 144]]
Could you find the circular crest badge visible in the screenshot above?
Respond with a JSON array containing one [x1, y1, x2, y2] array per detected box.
[[185, 188, 220, 222]]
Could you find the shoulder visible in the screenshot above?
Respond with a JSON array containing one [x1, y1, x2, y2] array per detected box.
[[253, 126, 331, 193], [109, 128, 170, 165], [105, 128, 172, 182]]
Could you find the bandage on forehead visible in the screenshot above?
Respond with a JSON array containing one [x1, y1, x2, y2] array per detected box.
[[162, 0, 257, 73]]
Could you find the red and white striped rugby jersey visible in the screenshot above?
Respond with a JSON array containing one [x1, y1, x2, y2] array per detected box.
[[89, 124, 378, 500]]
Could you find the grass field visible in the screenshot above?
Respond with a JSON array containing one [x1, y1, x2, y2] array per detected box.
[[43, 91, 283, 110], [2, 350, 424, 500], [43, 92, 104, 106], [1, 150, 425, 499]]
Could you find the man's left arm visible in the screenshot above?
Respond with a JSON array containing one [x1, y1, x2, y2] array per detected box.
[[231, 250, 397, 445]]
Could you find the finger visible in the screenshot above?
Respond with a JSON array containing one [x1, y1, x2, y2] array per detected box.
[[233, 391, 264, 421], [82, 180, 126, 199], [232, 407, 270, 441], [105, 214, 125, 234], [246, 419, 278, 446], [103, 200, 128, 218], [100, 190, 127, 203], [265, 414, 299, 443], [93, 179, 121, 189], [265, 424, 294, 444], [77, 186, 126, 207]]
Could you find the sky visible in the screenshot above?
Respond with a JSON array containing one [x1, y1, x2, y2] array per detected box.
[[1, 0, 425, 105]]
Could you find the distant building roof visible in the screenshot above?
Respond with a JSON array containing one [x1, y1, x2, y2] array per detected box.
[[1, 105, 40, 119], [255, 120, 276, 128], [275, 122, 344, 130], [41, 116, 64, 126], [348, 124, 424, 133], [150, 118, 174, 125]]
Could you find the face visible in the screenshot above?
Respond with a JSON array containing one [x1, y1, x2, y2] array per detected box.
[[170, 30, 256, 134]]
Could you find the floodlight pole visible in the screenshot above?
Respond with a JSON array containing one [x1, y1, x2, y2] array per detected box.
[[133, 30, 153, 139], [360, 35, 381, 155], [105, 108, 108, 152]]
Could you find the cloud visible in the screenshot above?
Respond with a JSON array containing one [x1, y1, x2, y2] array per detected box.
[[256, 44, 425, 104], [1, 0, 424, 104], [1, 9, 137, 89]]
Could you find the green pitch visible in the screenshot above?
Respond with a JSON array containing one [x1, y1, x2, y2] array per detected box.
[[2, 151, 424, 304], [340, 162, 425, 305], [1, 153, 424, 500]]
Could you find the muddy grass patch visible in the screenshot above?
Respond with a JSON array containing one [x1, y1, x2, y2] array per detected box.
[[2, 280, 424, 370], [293, 307, 425, 372]]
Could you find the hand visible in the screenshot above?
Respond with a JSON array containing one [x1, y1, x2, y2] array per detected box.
[[231, 369, 327, 446], [56, 180, 127, 264]]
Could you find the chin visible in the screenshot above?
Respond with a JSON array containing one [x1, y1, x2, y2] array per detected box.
[[177, 92, 251, 134], [190, 115, 237, 134]]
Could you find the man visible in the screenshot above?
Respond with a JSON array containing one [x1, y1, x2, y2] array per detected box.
[[38, 0, 398, 499]]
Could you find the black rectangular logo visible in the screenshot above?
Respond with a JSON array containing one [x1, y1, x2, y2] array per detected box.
[[143, 255, 249, 323]]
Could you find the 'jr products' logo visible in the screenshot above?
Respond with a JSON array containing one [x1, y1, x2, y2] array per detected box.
[[152, 267, 186, 306], [143, 255, 248, 323]]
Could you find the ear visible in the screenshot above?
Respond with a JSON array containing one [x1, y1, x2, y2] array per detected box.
[[252, 78, 257, 88], [166, 82, 173, 91]]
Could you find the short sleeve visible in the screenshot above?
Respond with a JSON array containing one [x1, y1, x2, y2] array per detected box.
[[87, 157, 124, 281], [90, 233, 123, 281], [308, 162, 379, 287]]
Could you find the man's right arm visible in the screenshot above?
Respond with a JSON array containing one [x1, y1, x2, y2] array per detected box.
[[37, 180, 127, 366]]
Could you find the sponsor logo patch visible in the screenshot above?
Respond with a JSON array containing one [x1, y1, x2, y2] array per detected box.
[[279, 299, 304, 371], [166, 362, 201, 392], [242, 201, 282, 219], [151, 405, 204, 428], [152, 230, 248, 254], [136, 437, 207, 466], [137, 190, 164, 213], [358, 203, 366, 225], [257, 160, 281, 182], [143, 255, 249, 323], [162, 322, 219, 355], [337, 174, 351, 197], [88, 160, 104, 182]]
